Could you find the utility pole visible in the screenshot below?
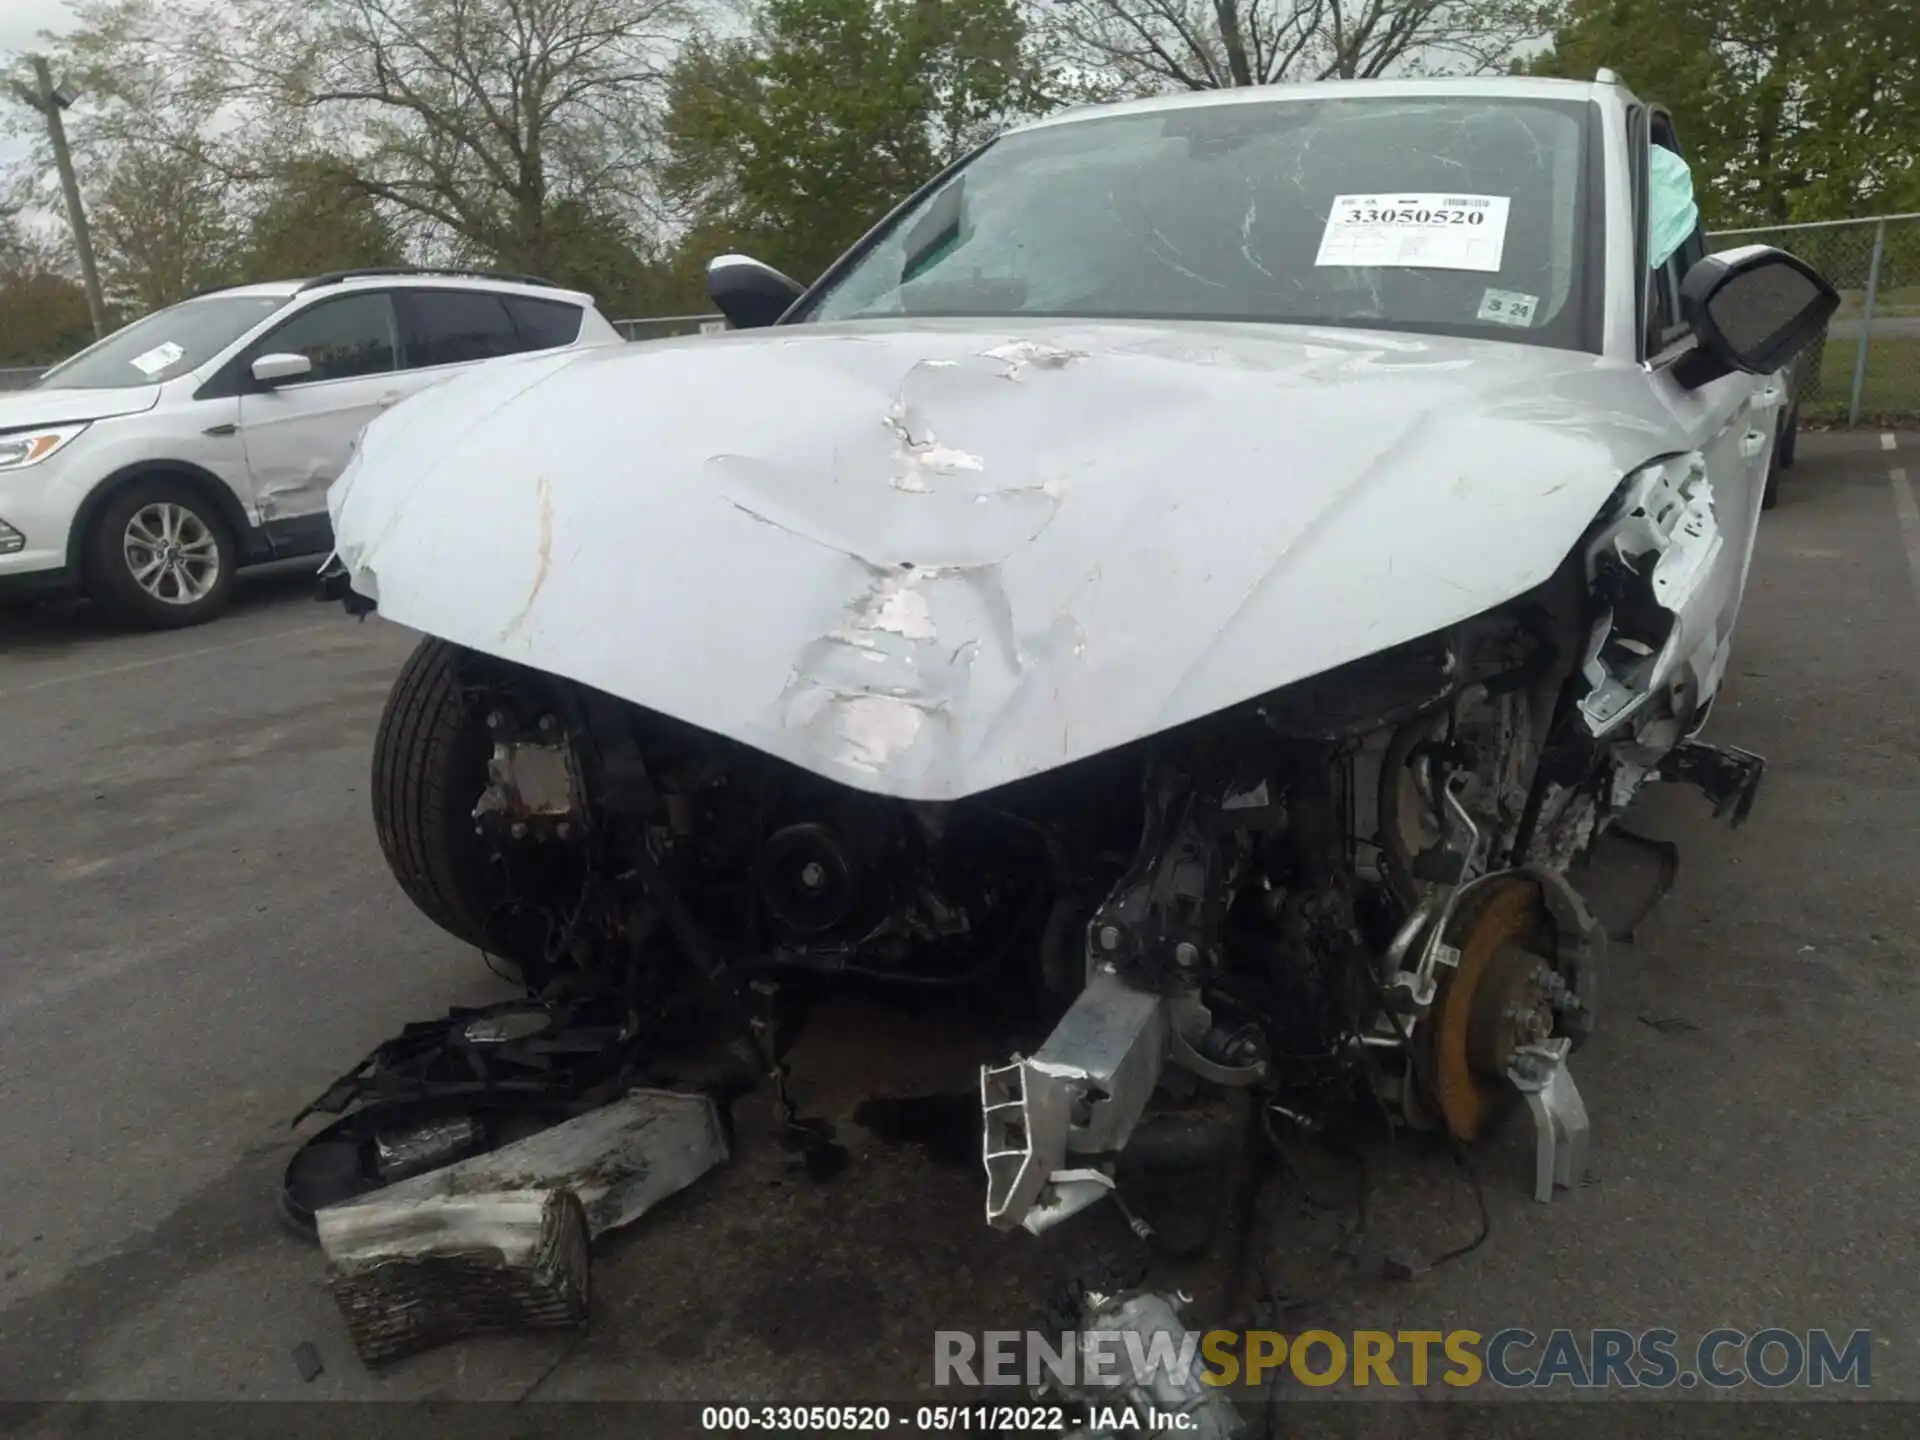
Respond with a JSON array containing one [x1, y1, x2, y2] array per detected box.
[[11, 55, 107, 339]]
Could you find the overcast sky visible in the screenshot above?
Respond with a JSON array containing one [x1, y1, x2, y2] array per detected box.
[[2, 0, 83, 175], [1, 0, 79, 55]]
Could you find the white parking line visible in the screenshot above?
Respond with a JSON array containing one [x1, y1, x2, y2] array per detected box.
[[1893, 468, 1920, 611], [0, 620, 341, 703], [1884, 432, 1899, 451]]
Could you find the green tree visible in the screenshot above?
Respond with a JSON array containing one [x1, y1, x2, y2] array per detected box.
[[264, 0, 689, 275], [662, 0, 1044, 284], [538, 199, 684, 316], [0, 216, 95, 365], [87, 141, 239, 308], [1530, 0, 1920, 225], [240, 159, 406, 279]]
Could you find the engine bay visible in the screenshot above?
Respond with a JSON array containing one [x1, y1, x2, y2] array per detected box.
[[337, 595, 1614, 1227]]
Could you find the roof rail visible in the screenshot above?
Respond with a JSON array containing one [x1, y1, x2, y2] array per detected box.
[[295, 266, 561, 293], [1594, 67, 1621, 84], [184, 277, 303, 301]]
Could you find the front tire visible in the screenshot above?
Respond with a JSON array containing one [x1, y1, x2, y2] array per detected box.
[[371, 638, 503, 959], [85, 478, 237, 629]]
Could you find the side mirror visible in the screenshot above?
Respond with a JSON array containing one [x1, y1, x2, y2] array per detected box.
[[707, 254, 803, 331], [251, 352, 314, 387], [1677, 245, 1838, 385]]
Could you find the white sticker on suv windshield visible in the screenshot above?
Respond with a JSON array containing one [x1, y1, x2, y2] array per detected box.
[[1477, 288, 1539, 327], [1316, 194, 1511, 272], [129, 341, 184, 376]]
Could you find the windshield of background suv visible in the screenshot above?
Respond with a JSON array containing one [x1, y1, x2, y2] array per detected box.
[[35, 293, 291, 390], [806, 96, 1596, 350]]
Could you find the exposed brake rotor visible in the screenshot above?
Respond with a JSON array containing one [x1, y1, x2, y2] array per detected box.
[[1424, 876, 1565, 1141]]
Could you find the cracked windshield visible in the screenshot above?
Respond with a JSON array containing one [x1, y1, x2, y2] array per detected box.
[[811, 96, 1593, 348]]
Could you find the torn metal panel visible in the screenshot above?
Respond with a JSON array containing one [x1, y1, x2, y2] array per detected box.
[[1508, 1037, 1589, 1203], [328, 317, 1689, 802], [316, 1089, 727, 1364], [982, 968, 1173, 1234], [1578, 453, 1733, 740]]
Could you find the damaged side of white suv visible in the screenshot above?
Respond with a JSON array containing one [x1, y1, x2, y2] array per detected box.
[[313, 77, 1835, 1255]]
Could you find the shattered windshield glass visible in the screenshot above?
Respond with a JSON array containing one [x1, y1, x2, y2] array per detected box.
[[806, 95, 1596, 349], [36, 293, 290, 390]]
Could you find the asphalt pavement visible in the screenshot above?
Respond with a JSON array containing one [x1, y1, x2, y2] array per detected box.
[[1, 433, 1917, 1419]]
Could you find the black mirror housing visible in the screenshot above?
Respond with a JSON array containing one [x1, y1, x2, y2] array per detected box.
[[1678, 245, 1838, 384], [707, 254, 804, 330]]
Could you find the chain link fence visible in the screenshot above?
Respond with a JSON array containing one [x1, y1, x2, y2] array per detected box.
[[1706, 212, 1920, 428]]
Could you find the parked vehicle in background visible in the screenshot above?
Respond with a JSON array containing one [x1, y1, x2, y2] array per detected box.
[[0, 268, 622, 629]]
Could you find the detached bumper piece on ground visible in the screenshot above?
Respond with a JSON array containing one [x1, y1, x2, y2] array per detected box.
[[282, 995, 653, 1232], [283, 997, 732, 1365], [315, 1089, 728, 1365]]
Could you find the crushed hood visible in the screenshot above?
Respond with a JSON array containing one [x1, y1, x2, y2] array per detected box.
[[330, 317, 1682, 802], [0, 385, 163, 429]]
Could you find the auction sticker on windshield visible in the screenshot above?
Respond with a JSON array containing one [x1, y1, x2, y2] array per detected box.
[[1477, 288, 1540, 326], [1316, 194, 1511, 272], [129, 341, 185, 376]]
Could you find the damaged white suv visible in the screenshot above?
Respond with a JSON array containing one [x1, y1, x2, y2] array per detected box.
[[316, 77, 1835, 1253], [0, 268, 621, 628]]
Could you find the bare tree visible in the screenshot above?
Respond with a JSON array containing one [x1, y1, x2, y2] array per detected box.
[[1037, 0, 1556, 93], [1, 1, 245, 308], [261, 0, 691, 271]]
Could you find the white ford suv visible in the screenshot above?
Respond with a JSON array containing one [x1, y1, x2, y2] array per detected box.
[[0, 268, 623, 628]]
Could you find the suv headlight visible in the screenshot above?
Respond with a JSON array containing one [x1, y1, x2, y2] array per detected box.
[[0, 423, 90, 471]]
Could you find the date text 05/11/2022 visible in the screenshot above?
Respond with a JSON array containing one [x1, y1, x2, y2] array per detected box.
[[699, 1406, 1183, 1433]]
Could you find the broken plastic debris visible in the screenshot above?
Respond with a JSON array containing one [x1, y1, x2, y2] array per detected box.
[[292, 1340, 325, 1382], [315, 1089, 728, 1365]]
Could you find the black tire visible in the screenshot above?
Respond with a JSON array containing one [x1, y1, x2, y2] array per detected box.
[[1762, 407, 1797, 511], [84, 477, 237, 629], [371, 637, 503, 959]]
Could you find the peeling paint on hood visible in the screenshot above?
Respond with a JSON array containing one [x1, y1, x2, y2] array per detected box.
[[329, 316, 1684, 801]]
